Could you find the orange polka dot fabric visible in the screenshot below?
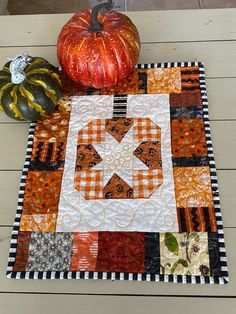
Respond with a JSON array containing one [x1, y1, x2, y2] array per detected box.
[[7, 62, 228, 285], [171, 119, 208, 158]]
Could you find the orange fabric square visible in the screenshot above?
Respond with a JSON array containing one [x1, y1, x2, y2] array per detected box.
[[133, 118, 161, 142], [174, 167, 214, 208], [78, 119, 105, 144], [147, 68, 181, 94], [34, 110, 70, 142], [19, 213, 57, 232], [181, 66, 200, 93], [133, 169, 163, 198], [70, 233, 98, 271], [177, 207, 217, 232], [12, 232, 31, 272], [22, 170, 63, 215], [74, 170, 103, 199], [101, 70, 139, 95], [171, 119, 208, 158]]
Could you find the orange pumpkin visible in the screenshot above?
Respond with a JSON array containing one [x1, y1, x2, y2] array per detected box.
[[57, 1, 140, 89]]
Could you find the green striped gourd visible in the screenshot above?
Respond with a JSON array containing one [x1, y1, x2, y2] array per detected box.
[[0, 54, 62, 121]]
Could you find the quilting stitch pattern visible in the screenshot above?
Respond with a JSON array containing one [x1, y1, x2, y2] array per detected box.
[[6, 62, 228, 284]]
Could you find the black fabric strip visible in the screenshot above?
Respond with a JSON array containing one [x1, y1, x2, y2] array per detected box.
[[46, 142, 53, 162], [115, 273, 120, 280], [113, 106, 127, 109], [182, 86, 200, 91], [172, 156, 209, 168], [38, 272, 43, 279], [202, 207, 211, 231], [178, 208, 187, 232], [29, 161, 62, 171], [113, 99, 127, 104], [181, 70, 199, 75]]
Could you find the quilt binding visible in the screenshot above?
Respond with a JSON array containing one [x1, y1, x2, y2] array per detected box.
[[6, 61, 229, 284]]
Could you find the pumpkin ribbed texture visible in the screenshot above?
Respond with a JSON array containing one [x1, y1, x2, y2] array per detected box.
[[57, 9, 140, 89]]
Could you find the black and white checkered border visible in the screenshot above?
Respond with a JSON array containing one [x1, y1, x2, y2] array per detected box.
[[6, 122, 36, 279], [6, 62, 229, 284], [135, 61, 200, 69], [198, 62, 229, 285]]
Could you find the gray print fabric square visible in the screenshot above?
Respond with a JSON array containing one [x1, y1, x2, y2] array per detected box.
[[26, 232, 73, 271]]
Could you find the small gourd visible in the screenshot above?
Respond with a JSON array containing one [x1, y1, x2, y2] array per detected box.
[[0, 52, 62, 121]]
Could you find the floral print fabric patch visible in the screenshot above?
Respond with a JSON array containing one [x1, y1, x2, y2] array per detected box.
[[7, 62, 228, 284]]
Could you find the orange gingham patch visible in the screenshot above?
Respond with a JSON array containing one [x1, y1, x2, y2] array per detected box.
[[133, 169, 163, 198], [74, 170, 103, 200], [78, 119, 105, 144], [133, 118, 161, 142]]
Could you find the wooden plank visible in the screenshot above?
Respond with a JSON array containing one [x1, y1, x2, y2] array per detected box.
[[1, 77, 236, 123], [1, 9, 236, 46], [0, 171, 22, 225], [1, 41, 236, 79], [0, 293, 235, 314], [0, 121, 235, 170], [207, 78, 236, 120], [0, 123, 30, 170], [0, 170, 235, 227], [0, 112, 26, 123], [0, 227, 233, 295]]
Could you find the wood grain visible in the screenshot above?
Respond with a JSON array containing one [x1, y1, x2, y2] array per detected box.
[[1, 9, 236, 46], [0, 293, 235, 314]]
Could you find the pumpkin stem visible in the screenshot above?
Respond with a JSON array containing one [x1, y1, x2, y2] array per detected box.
[[89, 0, 113, 32], [9, 52, 31, 84]]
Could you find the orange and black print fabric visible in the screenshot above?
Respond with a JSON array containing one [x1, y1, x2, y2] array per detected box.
[[7, 62, 228, 284]]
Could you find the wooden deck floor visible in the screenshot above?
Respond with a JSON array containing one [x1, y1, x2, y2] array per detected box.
[[0, 8, 236, 314]]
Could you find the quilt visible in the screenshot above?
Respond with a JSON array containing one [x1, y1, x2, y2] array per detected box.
[[7, 62, 229, 284]]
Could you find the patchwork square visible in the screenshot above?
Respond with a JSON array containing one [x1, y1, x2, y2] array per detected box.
[[19, 213, 58, 232], [174, 167, 214, 208], [26, 233, 73, 271], [74, 170, 103, 199], [7, 62, 228, 285], [133, 170, 163, 198], [78, 119, 105, 144], [70, 233, 98, 271], [177, 207, 217, 233], [160, 232, 210, 276], [171, 119, 208, 158], [22, 170, 63, 215], [96, 232, 145, 273], [147, 68, 182, 94]]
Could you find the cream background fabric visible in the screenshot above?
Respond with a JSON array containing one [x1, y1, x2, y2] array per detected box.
[[56, 94, 178, 232]]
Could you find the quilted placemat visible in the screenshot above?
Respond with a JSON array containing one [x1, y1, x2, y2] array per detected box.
[[7, 62, 229, 284]]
